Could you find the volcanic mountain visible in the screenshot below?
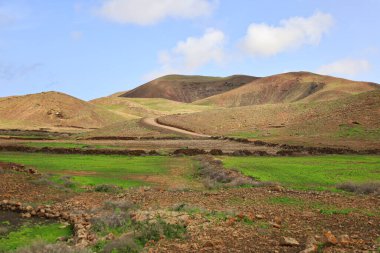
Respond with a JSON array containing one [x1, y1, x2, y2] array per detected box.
[[158, 90, 380, 148], [120, 74, 258, 103], [0, 91, 125, 130], [195, 72, 379, 107]]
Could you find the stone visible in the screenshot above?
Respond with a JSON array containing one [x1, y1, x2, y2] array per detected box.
[[324, 231, 338, 245], [105, 233, 115, 241], [280, 237, 300, 246], [338, 234, 351, 245], [203, 241, 214, 248], [255, 214, 264, 219]]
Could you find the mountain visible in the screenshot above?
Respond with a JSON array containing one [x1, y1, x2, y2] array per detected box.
[[120, 74, 258, 103], [90, 96, 215, 118], [158, 90, 380, 149], [195, 72, 379, 107], [0, 91, 126, 130]]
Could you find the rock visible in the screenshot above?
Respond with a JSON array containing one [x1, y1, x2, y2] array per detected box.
[[226, 217, 236, 226], [271, 185, 285, 192], [299, 246, 317, 253], [26, 206, 33, 212], [203, 241, 214, 248], [105, 233, 115, 241], [338, 234, 351, 245], [255, 214, 264, 219], [280, 237, 300, 246], [22, 213, 31, 218], [274, 216, 282, 225], [324, 231, 338, 245], [270, 222, 281, 229]]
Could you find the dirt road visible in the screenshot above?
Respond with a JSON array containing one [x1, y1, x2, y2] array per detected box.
[[142, 118, 210, 138]]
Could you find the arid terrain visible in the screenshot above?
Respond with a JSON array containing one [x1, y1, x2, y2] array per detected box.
[[0, 72, 379, 253]]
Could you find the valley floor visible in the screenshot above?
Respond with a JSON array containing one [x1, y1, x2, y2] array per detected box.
[[0, 153, 379, 252]]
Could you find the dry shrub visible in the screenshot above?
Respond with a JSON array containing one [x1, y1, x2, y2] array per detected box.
[[103, 234, 139, 253], [15, 241, 91, 253], [94, 184, 122, 193], [337, 182, 380, 195], [197, 156, 260, 189]]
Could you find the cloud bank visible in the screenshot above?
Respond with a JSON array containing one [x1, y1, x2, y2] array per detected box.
[[97, 0, 216, 25], [147, 28, 225, 79], [317, 59, 371, 77], [241, 12, 333, 57]]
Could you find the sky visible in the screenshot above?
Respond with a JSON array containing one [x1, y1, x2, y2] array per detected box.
[[0, 0, 379, 100]]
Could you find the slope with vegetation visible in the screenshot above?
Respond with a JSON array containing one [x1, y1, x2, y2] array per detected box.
[[0, 92, 126, 131], [158, 90, 380, 148], [195, 72, 379, 107], [120, 74, 258, 103]]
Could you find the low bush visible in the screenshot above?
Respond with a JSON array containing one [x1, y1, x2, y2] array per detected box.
[[196, 156, 260, 189], [102, 234, 139, 253], [336, 182, 380, 195], [14, 241, 91, 253], [94, 184, 123, 193]]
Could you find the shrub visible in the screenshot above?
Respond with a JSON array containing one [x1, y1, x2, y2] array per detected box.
[[102, 234, 140, 253], [196, 156, 258, 189], [103, 201, 134, 212], [94, 184, 122, 193], [336, 182, 380, 195], [134, 220, 186, 246], [14, 241, 91, 253]]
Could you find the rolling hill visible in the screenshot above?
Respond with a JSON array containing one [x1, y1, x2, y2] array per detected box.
[[195, 72, 379, 107], [0, 91, 126, 131], [158, 90, 380, 149], [90, 96, 215, 118], [120, 74, 258, 103]]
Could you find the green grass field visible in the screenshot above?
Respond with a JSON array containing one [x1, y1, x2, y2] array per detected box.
[[0, 223, 72, 252], [21, 142, 127, 150], [0, 153, 175, 189], [222, 155, 380, 191]]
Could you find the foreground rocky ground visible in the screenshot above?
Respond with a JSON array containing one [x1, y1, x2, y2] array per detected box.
[[0, 162, 379, 253]]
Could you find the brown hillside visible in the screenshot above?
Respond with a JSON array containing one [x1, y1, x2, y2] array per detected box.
[[120, 75, 258, 103], [159, 90, 380, 149], [195, 72, 379, 107], [0, 91, 126, 130]]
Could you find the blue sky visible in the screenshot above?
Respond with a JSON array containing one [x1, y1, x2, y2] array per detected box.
[[0, 0, 379, 100]]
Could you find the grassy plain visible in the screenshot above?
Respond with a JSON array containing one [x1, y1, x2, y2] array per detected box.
[[222, 155, 380, 191], [0, 153, 175, 189]]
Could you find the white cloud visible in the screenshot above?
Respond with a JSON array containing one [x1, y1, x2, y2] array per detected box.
[[96, 0, 216, 25], [317, 59, 371, 76], [146, 28, 225, 79], [241, 12, 333, 57]]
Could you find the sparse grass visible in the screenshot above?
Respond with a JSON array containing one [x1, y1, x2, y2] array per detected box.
[[0, 152, 176, 189], [267, 196, 305, 206], [222, 155, 380, 191], [14, 241, 91, 253], [0, 223, 72, 252], [91, 202, 186, 252], [336, 181, 380, 194], [335, 125, 380, 140], [21, 141, 128, 150]]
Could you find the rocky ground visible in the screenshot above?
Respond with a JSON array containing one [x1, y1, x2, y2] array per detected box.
[[0, 162, 379, 252]]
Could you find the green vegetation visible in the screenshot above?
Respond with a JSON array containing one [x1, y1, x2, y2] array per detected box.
[[267, 196, 305, 206], [126, 98, 213, 113], [335, 125, 380, 140], [0, 223, 72, 252], [0, 152, 174, 189], [21, 141, 126, 150], [222, 155, 380, 191]]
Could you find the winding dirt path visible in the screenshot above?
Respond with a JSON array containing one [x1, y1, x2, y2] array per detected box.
[[142, 118, 210, 138]]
